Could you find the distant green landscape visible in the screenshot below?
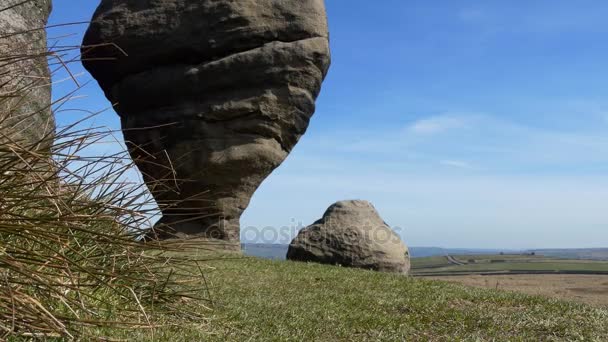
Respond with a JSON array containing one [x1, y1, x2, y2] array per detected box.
[[413, 254, 608, 276], [532, 249, 608, 261]]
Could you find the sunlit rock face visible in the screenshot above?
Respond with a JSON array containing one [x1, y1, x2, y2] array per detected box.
[[287, 200, 411, 274], [0, 0, 54, 148], [82, 0, 331, 243]]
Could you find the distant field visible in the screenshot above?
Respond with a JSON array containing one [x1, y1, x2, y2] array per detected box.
[[452, 254, 546, 262], [412, 254, 608, 275], [427, 261, 608, 273], [429, 274, 608, 308], [414, 254, 608, 308], [410, 256, 451, 269], [533, 248, 608, 260]]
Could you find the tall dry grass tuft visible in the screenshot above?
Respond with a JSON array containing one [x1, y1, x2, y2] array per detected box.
[[0, 4, 213, 340]]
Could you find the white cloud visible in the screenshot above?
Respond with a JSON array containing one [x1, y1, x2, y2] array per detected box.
[[440, 160, 474, 169], [339, 112, 608, 171], [406, 114, 472, 135]]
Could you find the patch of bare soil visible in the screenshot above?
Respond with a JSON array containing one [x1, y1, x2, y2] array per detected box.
[[428, 274, 608, 308]]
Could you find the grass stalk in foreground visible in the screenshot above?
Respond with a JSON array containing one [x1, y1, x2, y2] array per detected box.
[[0, 12, 215, 339]]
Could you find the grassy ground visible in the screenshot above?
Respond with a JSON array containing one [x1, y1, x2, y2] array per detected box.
[[100, 257, 608, 341]]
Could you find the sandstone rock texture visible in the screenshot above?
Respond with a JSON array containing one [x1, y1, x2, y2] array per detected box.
[[287, 200, 411, 274], [82, 1, 331, 243], [0, 0, 54, 148]]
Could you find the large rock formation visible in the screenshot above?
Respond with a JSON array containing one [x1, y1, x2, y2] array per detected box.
[[82, 1, 331, 244], [0, 0, 54, 148], [287, 200, 411, 274]]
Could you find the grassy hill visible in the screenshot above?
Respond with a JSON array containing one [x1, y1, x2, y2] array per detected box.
[[99, 257, 608, 341]]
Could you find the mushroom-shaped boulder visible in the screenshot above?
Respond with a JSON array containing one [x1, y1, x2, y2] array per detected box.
[[81, 0, 331, 244]]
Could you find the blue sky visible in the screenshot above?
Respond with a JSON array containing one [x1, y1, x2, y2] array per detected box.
[[48, 1, 608, 249]]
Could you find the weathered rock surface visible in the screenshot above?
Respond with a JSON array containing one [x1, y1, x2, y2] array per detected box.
[[82, 0, 331, 243], [287, 200, 411, 274], [0, 0, 54, 148]]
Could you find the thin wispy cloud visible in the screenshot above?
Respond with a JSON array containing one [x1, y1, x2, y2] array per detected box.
[[440, 160, 474, 169], [357, 112, 608, 171], [407, 115, 471, 135]]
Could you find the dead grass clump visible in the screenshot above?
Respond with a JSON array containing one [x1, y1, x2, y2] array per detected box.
[[0, 3, 211, 339]]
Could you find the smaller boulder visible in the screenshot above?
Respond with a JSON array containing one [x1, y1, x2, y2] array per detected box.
[[287, 200, 410, 274]]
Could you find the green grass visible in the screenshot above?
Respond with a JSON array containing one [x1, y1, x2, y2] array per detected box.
[[98, 257, 608, 341]]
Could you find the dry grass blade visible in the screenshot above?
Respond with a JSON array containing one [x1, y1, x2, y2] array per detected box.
[[0, 15, 216, 340]]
